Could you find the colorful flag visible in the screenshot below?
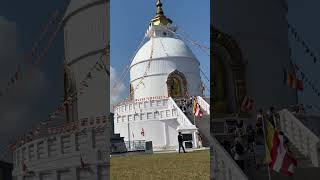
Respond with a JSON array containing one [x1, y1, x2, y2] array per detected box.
[[241, 96, 254, 112], [195, 103, 200, 115], [270, 132, 297, 176], [192, 98, 197, 114], [290, 74, 297, 89], [265, 120, 297, 176], [284, 70, 304, 91], [193, 102, 204, 117], [265, 120, 275, 164], [297, 80, 304, 91], [199, 111, 203, 118]]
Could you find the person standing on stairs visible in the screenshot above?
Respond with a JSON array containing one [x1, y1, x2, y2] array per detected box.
[[178, 132, 186, 153], [267, 106, 276, 127], [231, 137, 246, 170], [222, 138, 232, 155], [246, 125, 255, 152], [235, 119, 246, 140]]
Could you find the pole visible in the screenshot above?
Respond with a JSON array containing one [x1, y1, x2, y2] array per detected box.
[[128, 117, 131, 150], [193, 96, 196, 126], [261, 114, 272, 180]]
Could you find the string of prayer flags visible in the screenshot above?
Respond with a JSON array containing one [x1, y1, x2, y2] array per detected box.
[[288, 23, 319, 64]]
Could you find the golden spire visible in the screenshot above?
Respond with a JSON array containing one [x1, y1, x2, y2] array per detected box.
[[151, 0, 172, 26], [155, 0, 164, 18]]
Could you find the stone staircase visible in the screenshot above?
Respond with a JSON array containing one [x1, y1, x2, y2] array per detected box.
[[173, 96, 283, 179], [198, 96, 320, 180], [278, 109, 320, 168], [195, 96, 249, 180], [110, 133, 127, 154]]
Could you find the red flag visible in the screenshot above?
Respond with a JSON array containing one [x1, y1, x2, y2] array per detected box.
[[269, 131, 297, 176], [241, 96, 249, 111], [241, 96, 254, 112], [199, 111, 203, 118], [297, 80, 304, 91], [195, 103, 201, 116], [185, 91, 189, 97], [246, 98, 254, 111]]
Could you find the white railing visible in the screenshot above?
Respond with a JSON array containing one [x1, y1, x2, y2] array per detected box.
[[168, 97, 194, 126], [278, 109, 320, 167], [114, 108, 178, 124], [114, 98, 169, 115], [211, 135, 248, 180], [197, 96, 210, 115], [12, 127, 109, 176]]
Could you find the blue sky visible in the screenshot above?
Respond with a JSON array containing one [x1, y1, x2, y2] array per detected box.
[[288, 1, 320, 113], [110, 0, 210, 105]]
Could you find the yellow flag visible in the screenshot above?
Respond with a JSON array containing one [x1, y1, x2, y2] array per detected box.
[[192, 98, 197, 114], [265, 120, 275, 164]]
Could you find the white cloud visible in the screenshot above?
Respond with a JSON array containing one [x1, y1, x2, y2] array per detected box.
[[110, 66, 126, 112]]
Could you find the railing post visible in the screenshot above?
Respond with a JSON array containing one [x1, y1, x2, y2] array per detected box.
[[71, 133, 77, 152], [25, 146, 30, 162], [44, 139, 49, 158], [57, 135, 63, 155], [35, 142, 39, 161], [88, 128, 94, 148]]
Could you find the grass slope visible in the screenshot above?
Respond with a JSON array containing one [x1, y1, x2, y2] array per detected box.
[[110, 150, 210, 180]]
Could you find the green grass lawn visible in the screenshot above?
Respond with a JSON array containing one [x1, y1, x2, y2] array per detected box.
[[110, 150, 210, 180]]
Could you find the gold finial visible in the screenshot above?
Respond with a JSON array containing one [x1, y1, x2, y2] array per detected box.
[[156, 0, 164, 17], [151, 0, 172, 26]]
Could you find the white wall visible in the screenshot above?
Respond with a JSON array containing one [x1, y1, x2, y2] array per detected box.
[[114, 118, 168, 148], [166, 119, 180, 147], [130, 57, 201, 99], [63, 2, 109, 120]]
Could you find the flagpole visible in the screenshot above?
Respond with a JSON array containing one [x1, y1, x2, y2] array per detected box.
[[261, 114, 272, 180]]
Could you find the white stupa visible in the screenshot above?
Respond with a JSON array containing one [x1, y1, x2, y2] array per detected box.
[[11, 0, 110, 179], [113, 0, 210, 151]]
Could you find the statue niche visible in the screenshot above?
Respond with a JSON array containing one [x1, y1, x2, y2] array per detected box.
[[212, 27, 247, 115], [167, 70, 187, 98], [64, 65, 78, 122]]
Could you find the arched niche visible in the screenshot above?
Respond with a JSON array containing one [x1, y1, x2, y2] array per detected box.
[[166, 70, 187, 98], [64, 65, 78, 122], [129, 83, 134, 100], [211, 27, 247, 115]]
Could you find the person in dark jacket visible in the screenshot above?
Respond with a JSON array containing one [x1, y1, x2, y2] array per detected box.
[[178, 132, 186, 153]]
